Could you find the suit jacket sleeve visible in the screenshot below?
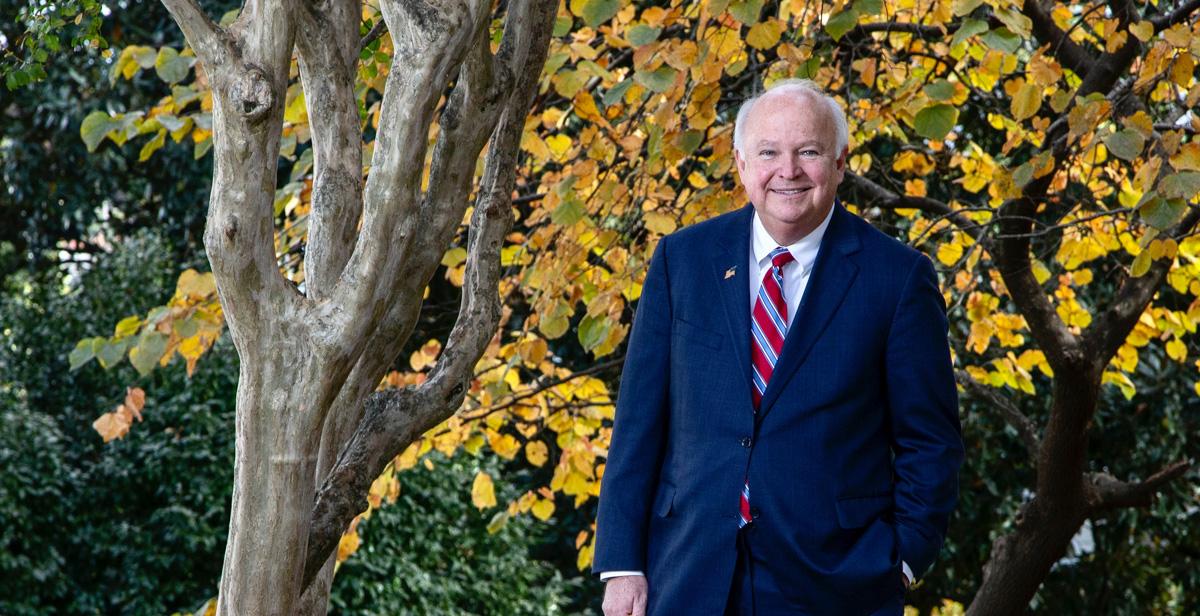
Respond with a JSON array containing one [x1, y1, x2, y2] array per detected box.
[[886, 254, 964, 578], [592, 237, 673, 574]]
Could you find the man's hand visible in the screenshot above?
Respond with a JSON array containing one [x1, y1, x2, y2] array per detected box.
[[602, 575, 648, 616]]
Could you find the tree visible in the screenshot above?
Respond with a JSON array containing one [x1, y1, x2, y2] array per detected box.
[[68, 0, 560, 612], [69, 0, 1200, 612]]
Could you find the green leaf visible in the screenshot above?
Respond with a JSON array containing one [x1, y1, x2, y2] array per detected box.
[[627, 24, 662, 46], [981, 28, 1021, 54], [923, 80, 956, 102], [155, 47, 193, 84], [675, 130, 704, 156], [913, 104, 958, 140], [603, 79, 635, 106], [728, 0, 764, 25], [952, 0, 984, 16], [173, 316, 200, 340], [552, 198, 586, 226], [80, 111, 121, 152], [569, 0, 620, 28], [950, 18, 989, 47], [1012, 161, 1034, 188], [133, 46, 157, 69], [553, 15, 573, 37], [1137, 193, 1187, 230], [633, 65, 677, 93], [139, 130, 168, 162], [553, 69, 589, 99], [1103, 129, 1145, 161], [68, 338, 98, 371], [96, 338, 130, 369], [825, 10, 859, 41], [1158, 171, 1200, 200], [486, 511, 510, 534], [577, 315, 610, 351], [130, 332, 169, 377], [853, 0, 883, 16]]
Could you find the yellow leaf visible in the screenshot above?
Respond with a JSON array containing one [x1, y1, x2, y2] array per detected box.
[[1130, 250, 1152, 277], [937, 242, 963, 266], [1169, 142, 1200, 172], [1166, 338, 1187, 362], [1011, 83, 1042, 121], [525, 440, 550, 467], [472, 471, 497, 509], [746, 19, 782, 50], [546, 134, 573, 161], [336, 528, 361, 562], [1105, 31, 1128, 54], [176, 269, 216, 299], [124, 387, 146, 420], [1129, 21, 1154, 42], [643, 211, 677, 235], [531, 498, 555, 521]]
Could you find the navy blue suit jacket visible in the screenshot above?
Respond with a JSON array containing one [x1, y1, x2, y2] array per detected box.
[[593, 204, 963, 614]]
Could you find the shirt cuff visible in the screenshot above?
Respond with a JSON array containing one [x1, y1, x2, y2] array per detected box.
[[901, 561, 914, 586], [599, 570, 645, 581]]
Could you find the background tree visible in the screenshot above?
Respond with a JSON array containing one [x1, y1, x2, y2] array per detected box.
[[44, 0, 1200, 613]]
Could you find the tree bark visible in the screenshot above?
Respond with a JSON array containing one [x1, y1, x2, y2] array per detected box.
[[158, 0, 557, 612]]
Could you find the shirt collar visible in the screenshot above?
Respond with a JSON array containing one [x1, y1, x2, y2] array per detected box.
[[751, 203, 835, 272]]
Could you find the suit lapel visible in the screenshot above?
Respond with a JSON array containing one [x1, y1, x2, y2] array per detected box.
[[757, 204, 861, 421], [711, 206, 756, 406]]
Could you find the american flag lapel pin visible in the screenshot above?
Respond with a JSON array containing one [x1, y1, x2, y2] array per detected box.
[[725, 266, 737, 279]]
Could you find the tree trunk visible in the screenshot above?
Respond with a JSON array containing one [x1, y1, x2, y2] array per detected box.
[[157, 0, 556, 611]]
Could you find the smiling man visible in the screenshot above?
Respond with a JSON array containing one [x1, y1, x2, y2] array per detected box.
[[593, 80, 963, 615]]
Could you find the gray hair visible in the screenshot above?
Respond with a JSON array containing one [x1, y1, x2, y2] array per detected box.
[[733, 79, 849, 156]]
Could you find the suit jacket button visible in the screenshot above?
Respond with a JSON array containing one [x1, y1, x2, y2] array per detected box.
[[740, 437, 752, 448]]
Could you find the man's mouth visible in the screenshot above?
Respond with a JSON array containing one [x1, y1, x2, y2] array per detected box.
[[771, 187, 810, 195]]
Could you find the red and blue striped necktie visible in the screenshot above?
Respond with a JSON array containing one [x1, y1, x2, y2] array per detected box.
[[740, 246, 794, 528]]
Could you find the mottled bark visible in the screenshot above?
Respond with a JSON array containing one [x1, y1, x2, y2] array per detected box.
[[158, 0, 557, 612]]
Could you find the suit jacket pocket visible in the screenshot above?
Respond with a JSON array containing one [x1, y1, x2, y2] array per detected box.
[[653, 483, 676, 518], [835, 493, 892, 529], [672, 318, 722, 350]]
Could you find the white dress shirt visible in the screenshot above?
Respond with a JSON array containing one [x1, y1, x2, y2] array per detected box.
[[601, 205, 913, 587]]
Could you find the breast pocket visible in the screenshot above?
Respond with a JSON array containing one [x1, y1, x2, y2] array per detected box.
[[672, 318, 722, 351]]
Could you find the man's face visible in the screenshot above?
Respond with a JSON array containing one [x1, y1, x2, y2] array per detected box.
[[734, 92, 847, 244]]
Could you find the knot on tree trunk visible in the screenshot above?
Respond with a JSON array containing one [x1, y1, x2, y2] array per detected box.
[[230, 64, 275, 124], [383, 0, 471, 56]]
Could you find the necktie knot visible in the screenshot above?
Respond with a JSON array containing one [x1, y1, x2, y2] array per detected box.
[[769, 247, 794, 269]]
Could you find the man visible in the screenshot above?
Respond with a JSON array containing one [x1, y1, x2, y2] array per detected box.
[[593, 80, 963, 615]]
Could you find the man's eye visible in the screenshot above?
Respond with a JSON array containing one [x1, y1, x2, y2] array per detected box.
[[759, 150, 775, 157], [800, 150, 820, 158]]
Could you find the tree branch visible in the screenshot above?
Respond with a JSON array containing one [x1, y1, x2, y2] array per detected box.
[[295, 0, 363, 299], [300, 0, 557, 591], [319, 0, 486, 345], [1150, 0, 1200, 31], [844, 171, 986, 243], [1022, 0, 1094, 79], [159, 0, 231, 68], [359, 18, 389, 53], [957, 370, 1041, 463], [848, 22, 956, 37], [1086, 459, 1192, 510]]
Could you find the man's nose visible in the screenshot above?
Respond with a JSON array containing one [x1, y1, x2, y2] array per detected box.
[[779, 154, 803, 178]]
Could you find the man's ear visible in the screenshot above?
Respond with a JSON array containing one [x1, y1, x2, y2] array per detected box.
[[835, 147, 848, 171]]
